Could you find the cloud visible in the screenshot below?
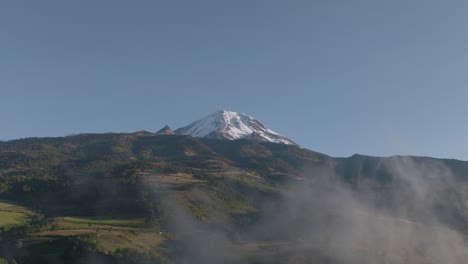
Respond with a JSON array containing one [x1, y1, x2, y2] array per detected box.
[[163, 156, 468, 263]]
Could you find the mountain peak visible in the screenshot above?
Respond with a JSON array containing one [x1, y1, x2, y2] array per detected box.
[[156, 125, 174, 135], [174, 110, 296, 145]]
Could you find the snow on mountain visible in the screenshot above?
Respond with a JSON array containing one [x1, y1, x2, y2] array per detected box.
[[174, 110, 297, 145]]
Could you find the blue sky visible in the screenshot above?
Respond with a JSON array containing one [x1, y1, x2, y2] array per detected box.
[[1, 1, 468, 159]]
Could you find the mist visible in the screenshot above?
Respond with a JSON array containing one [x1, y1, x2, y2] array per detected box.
[[166, 156, 468, 264]]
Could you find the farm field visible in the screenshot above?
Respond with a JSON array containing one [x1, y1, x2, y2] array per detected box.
[[0, 201, 34, 229]]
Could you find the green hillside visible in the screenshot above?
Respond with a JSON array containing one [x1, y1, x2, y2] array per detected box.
[[0, 133, 467, 263]]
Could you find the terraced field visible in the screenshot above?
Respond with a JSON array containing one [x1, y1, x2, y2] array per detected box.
[[62, 217, 145, 228], [24, 216, 163, 253], [0, 201, 34, 229]]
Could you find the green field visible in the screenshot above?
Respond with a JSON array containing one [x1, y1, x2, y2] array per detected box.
[[0, 200, 33, 228], [62, 217, 145, 228], [25, 216, 163, 253]]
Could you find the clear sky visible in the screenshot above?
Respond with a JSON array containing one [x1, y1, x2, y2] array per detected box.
[[1, 1, 468, 159]]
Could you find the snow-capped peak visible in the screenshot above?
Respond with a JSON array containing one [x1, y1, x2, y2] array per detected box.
[[174, 110, 296, 145]]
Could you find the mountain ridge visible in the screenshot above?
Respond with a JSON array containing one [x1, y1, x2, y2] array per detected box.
[[1, 132, 468, 263]]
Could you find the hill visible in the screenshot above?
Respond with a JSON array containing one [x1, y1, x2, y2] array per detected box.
[[0, 133, 467, 263]]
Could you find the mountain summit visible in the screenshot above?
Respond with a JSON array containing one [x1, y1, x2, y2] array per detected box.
[[174, 110, 296, 145], [156, 125, 174, 135]]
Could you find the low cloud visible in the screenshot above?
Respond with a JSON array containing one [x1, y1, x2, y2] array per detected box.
[[165, 156, 468, 263]]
